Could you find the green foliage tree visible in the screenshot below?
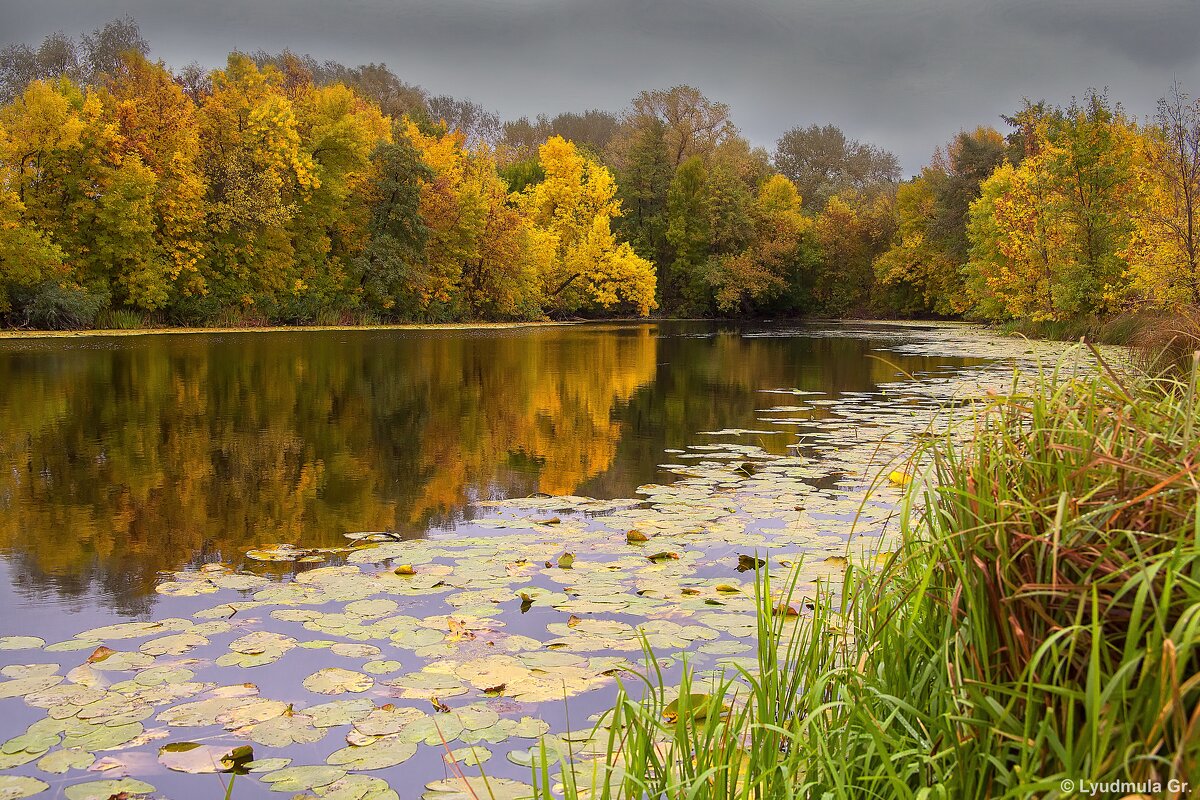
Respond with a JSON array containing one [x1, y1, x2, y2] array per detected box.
[[615, 117, 673, 286], [665, 156, 711, 313]]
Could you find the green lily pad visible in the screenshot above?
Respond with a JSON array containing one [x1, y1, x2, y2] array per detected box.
[[310, 775, 400, 800], [260, 765, 347, 793], [344, 599, 399, 618], [0, 664, 57, 679], [0, 675, 63, 699], [0, 777, 48, 800], [304, 699, 375, 728], [351, 706, 425, 737], [75, 622, 166, 641], [386, 670, 468, 699], [37, 748, 95, 774], [3, 730, 60, 756], [422, 777, 533, 800], [326, 737, 418, 770], [86, 651, 155, 671], [61, 721, 144, 752], [303, 668, 374, 695], [330, 643, 381, 659], [361, 660, 401, 675], [245, 713, 327, 747], [63, 779, 154, 800], [445, 745, 492, 766], [157, 697, 287, 729], [140, 633, 209, 656]]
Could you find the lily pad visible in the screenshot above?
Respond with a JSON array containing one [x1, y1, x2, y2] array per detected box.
[[261, 765, 347, 793], [0, 637, 45, 651], [158, 741, 254, 774], [445, 745, 492, 766], [303, 668, 374, 695], [304, 699, 375, 728], [0, 777, 48, 800], [422, 777, 533, 800], [326, 737, 418, 770], [310, 775, 400, 800], [37, 748, 95, 774], [63, 779, 154, 800]]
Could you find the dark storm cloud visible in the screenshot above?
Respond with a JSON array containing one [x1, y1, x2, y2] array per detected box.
[[3, 0, 1198, 171]]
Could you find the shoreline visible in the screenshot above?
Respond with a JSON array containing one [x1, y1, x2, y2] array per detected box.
[[0, 319, 586, 340], [0, 316, 995, 341]]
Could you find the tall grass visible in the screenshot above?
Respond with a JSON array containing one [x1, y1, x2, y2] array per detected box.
[[94, 307, 151, 330], [533, 351, 1200, 799]]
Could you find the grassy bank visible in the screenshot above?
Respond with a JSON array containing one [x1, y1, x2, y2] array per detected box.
[[533, 350, 1200, 798], [998, 307, 1200, 371]]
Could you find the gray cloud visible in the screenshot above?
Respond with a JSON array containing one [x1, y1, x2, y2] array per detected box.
[[3, 0, 1198, 171]]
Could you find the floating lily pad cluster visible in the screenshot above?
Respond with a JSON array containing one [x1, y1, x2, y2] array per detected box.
[[0, 331, 1082, 799]]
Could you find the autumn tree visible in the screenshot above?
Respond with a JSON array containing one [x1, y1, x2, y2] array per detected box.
[[875, 128, 1005, 315], [285, 79, 392, 319], [105, 52, 206, 301], [518, 136, 656, 316], [774, 124, 900, 210], [610, 86, 737, 171], [1042, 93, 1139, 313], [0, 164, 81, 326], [195, 54, 318, 313], [1123, 83, 1200, 306], [404, 121, 548, 320], [964, 95, 1139, 321], [966, 158, 1075, 320], [874, 173, 963, 315], [705, 174, 814, 314], [811, 192, 895, 315]]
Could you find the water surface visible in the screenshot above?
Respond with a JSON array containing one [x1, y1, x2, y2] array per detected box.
[[0, 320, 1019, 799], [0, 320, 978, 616]]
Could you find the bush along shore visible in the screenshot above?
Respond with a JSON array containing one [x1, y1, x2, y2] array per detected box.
[[528, 350, 1200, 798]]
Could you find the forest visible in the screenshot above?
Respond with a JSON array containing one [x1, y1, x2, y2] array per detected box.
[[1, 17, 1198, 329]]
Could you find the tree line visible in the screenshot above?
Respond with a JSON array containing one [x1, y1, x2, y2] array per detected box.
[[1, 18, 1197, 328]]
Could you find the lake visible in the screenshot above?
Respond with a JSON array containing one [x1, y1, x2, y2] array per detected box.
[[0, 321, 1046, 799]]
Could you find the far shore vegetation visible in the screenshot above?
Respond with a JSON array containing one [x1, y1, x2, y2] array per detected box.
[[1, 18, 1199, 350]]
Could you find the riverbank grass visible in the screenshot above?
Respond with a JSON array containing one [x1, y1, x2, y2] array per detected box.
[[533, 351, 1200, 798]]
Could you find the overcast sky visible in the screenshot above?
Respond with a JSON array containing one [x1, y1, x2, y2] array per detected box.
[[3, 0, 1199, 172]]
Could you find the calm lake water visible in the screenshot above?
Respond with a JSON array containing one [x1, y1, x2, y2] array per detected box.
[[0, 320, 1019, 798], [0, 321, 982, 616]]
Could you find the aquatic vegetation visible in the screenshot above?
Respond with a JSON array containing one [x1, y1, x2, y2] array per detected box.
[[0, 328, 1094, 797], [533, 350, 1199, 798]]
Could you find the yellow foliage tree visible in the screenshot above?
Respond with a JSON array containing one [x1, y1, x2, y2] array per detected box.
[[197, 54, 317, 309], [966, 98, 1139, 321], [1122, 87, 1200, 308], [405, 121, 547, 319], [106, 53, 206, 299], [519, 136, 657, 316], [967, 159, 1071, 321]]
